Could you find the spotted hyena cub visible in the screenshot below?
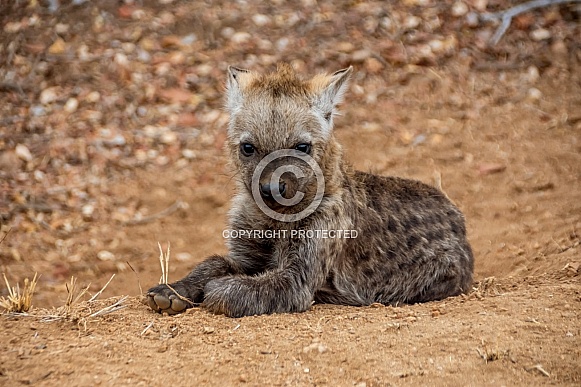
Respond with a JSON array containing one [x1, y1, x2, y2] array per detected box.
[[144, 63, 474, 317]]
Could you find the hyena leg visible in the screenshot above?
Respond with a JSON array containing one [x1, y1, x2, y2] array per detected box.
[[202, 269, 316, 318], [202, 242, 324, 318], [144, 254, 240, 315]]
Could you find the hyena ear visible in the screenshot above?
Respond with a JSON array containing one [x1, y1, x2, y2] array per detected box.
[[225, 66, 251, 114], [312, 66, 353, 132]]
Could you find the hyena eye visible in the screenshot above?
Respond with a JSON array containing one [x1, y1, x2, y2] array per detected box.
[[240, 143, 256, 157], [294, 143, 311, 154]]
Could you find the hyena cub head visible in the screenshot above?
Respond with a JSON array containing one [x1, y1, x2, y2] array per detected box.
[[225, 63, 352, 216]]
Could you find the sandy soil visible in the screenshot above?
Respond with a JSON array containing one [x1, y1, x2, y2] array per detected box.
[[1, 0, 580, 386]]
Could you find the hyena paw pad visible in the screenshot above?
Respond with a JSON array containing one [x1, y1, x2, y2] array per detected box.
[[143, 285, 189, 315]]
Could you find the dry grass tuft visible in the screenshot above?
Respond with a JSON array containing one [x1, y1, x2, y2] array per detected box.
[[3, 274, 128, 331], [0, 273, 39, 313], [62, 276, 90, 318]]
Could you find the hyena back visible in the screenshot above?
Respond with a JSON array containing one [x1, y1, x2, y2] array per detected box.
[[145, 63, 474, 317]]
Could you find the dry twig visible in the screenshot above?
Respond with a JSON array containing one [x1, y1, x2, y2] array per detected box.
[[526, 364, 551, 377], [89, 296, 128, 317], [480, 0, 581, 45], [141, 321, 154, 336], [123, 200, 187, 225], [89, 274, 115, 302], [126, 261, 143, 294], [0, 227, 11, 245]]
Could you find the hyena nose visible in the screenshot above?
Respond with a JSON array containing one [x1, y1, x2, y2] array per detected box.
[[260, 182, 286, 199]]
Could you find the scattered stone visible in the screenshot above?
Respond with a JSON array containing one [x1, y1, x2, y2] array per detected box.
[[86, 91, 101, 103], [114, 52, 130, 67], [97, 250, 115, 261], [452, 2, 469, 17], [466, 12, 479, 27], [4, 22, 22, 33], [472, 0, 488, 11], [525, 66, 539, 84], [403, 16, 420, 30], [428, 39, 444, 53], [176, 252, 193, 262], [252, 14, 270, 27], [160, 130, 178, 144], [221, 27, 235, 39], [530, 28, 551, 41], [15, 144, 33, 162], [30, 105, 46, 117], [231, 32, 251, 44], [351, 49, 372, 62], [40, 87, 59, 104], [64, 97, 79, 113], [82, 204, 95, 220], [303, 342, 328, 354], [526, 87, 542, 102]]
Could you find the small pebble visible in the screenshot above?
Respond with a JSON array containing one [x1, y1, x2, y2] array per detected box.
[[428, 39, 444, 53], [252, 14, 270, 27], [30, 105, 46, 116], [97, 250, 115, 261], [160, 131, 177, 144], [221, 27, 235, 39], [466, 12, 479, 27], [40, 87, 59, 104], [452, 1, 469, 17], [530, 28, 551, 41], [525, 66, 539, 84], [114, 52, 130, 67], [15, 144, 33, 162], [122, 42, 136, 54], [86, 91, 101, 103], [352, 49, 371, 62], [276, 37, 289, 51], [527, 87, 542, 102], [82, 204, 95, 219], [231, 32, 251, 44], [64, 97, 79, 113], [176, 252, 193, 262], [403, 16, 420, 29], [55, 23, 69, 34]]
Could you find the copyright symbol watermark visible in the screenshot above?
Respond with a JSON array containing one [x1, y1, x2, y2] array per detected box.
[[251, 149, 325, 222]]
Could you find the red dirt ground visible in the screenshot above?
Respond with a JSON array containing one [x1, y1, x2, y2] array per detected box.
[[1, 0, 580, 385]]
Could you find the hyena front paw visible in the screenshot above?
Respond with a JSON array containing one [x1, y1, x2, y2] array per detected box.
[[143, 283, 195, 315]]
